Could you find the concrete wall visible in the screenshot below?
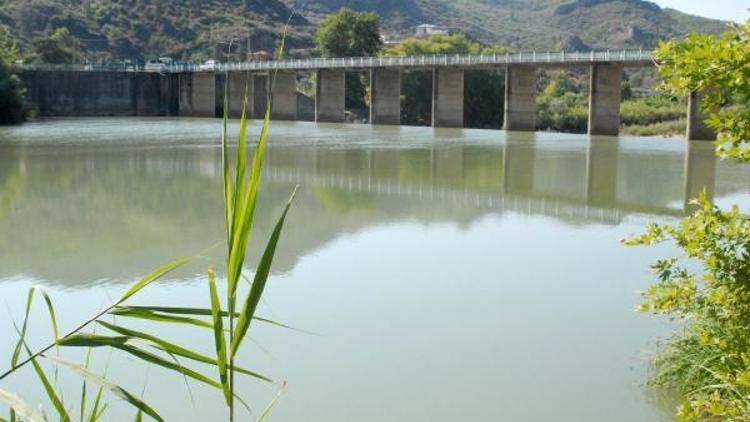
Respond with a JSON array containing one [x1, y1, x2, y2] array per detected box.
[[271, 71, 298, 121], [370, 68, 401, 125], [253, 74, 269, 119], [227, 72, 252, 118], [179, 72, 216, 117], [21, 71, 172, 117], [504, 66, 537, 131], [297, 92, 315, 121], [432, 68, 464, 128], [687, 91, 717, 141], [316, 70, 345, 123], [588, 64, 622, 136]]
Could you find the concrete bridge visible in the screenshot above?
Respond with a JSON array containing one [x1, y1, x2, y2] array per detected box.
[[18, 50, 714, 140]]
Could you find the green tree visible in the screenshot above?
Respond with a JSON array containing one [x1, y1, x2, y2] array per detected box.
[[315, 8, 383, 116], [383, 33, 510, 128], [626, 20, 750, 421], [29, 27, 85, 64], [0, 27, 25, 125]]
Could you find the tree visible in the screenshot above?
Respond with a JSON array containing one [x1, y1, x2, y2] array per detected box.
[[0, 34, 26, 125], [383, 33, 511, 128], [0, 25, 19, 65], [315, 8, 383, 116], [28, 27, 85, 64], [314, 8, 382, 58], [626, 20, 750, 421]]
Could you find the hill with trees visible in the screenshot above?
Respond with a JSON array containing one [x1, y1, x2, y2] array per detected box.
[[0, 0, 729, 62]]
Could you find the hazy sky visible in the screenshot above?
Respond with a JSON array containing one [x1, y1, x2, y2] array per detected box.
[[652, 0, 749, 22]]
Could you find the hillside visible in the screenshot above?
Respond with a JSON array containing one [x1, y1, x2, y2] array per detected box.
[[284, 0, 728, 50], [0, 0, 729, 61]]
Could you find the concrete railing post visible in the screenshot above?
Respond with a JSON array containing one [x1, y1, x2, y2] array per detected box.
[[504, 66, 537, 132], [316, 69, 346, 123], [588, 63, 622, 136], [370, 68, 401, 125], [432, 68, 465, 128]]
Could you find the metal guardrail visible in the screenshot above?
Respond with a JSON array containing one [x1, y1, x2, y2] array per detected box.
[[17, 50, 655, 73]]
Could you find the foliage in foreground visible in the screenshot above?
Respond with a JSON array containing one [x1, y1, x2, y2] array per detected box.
[[627, 19, 750, 421], [0, 64, 295, 420]]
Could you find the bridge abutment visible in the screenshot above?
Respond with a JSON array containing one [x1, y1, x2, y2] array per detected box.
[[687, 91, 716, 141], [370, 68, 401, 125], [432, 68, 464, 128], [504, 66, 537, 132], [588, 64, 622, 136], [316, 69, 346, 123], [179, 73, 216, 117], [271, 71, 298, 121]]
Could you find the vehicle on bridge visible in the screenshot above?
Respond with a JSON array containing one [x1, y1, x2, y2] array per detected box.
[[199, 59, 221, 71]]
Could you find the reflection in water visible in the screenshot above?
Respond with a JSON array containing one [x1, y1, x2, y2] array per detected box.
[[0, 128, 738, 287], [0, 119, 747, 422]]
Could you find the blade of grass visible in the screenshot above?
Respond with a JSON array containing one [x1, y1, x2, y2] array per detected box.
[[11, 288, 35, 367], [49, 357, 163, 422], [109, 307, 216, 330], [117, 258, 192, 305], [112, 306, 293, 329], [232, 187, 298, 356], [208, 267, 231, 406], [0, 389, 45, 422], [29, 357, 69, 422], [95, 321, 271, 382], [256, 382, 287, 422]]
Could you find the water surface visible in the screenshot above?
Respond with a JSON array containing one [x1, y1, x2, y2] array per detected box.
[[0, 118, 748, 421]]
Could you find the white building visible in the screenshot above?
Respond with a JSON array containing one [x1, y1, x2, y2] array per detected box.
[[415, 24, 458, 38]]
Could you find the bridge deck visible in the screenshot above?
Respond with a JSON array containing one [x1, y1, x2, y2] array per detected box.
[[19, 50, 655, 73]]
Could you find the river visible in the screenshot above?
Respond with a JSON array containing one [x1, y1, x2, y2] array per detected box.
[[0, 118, 748, 421]]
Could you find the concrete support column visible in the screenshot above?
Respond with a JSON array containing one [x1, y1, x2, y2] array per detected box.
[[252, 74, 269, 119], [585, 138, 619, 206], [687, 91, 717, 141], [271, 71, 297, 121], [684, 141, 717, 212], [504, 66, 537, 131], [588, 64, 622, 136], [316, 70, 346, 123], [227, 72, 252, 118], [432, 68, 464, 128], [179, 72, 216, 117], [370, 68, 401, 125]]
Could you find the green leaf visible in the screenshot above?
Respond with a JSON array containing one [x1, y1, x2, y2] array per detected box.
[[48, 356, 163, 422], [30, 357, 69, 422], [208, 267, 231, 406], [111, 306, 293, 329], [109, 307, 216, 330], [11, 288, 35, 367], [0, 389, 45, 422], [256, 382, 287, 422], [94, 321, 271, 382], [116, 258, 192, 305], [232, 187, 298, 356]]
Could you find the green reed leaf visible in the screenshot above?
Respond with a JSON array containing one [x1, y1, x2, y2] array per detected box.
[[116, 258, 192, 305], [111, 306, 292, 329], [208, 267, 232, 406], [256, 382, 287, 422], [232, 187, 297, 356], [0, 389, 45, 422], [30, 356, 69, 422], [11, 288, 35, 368], [49, 357, 163, 422], [95, 321, 271, 383]]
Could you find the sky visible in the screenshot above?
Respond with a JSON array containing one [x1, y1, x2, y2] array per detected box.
[[652, 0, 749, 22]]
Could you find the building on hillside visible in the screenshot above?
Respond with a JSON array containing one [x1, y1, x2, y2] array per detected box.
[[414, 24, 458, 38]]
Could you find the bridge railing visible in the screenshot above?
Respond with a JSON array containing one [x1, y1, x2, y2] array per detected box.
[[17, 50, 654, 73]]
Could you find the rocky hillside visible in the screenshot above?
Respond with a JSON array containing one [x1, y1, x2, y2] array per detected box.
[[0, 0, 728, 61]]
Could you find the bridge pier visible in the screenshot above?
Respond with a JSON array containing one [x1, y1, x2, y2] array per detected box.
[[316, 69, 346, 123], [252, 74, 269, 119], [504, 66, 537, 132], [370, 68, 401, 125], [179, 73, 216, 117], [586, 138, 619, 205], [271, 71, 298, 121], [684, 141, 717, 212], [588, 64, 622, 136], [432, 68, 464, 128], [687, 91, 716, 141], [227, 72, 252, 118]]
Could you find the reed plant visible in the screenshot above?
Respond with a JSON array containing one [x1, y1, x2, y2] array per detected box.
[[0, 47, 296, 422]]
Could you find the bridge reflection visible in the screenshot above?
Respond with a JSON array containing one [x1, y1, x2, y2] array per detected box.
[[0, 136, 735, 287]]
